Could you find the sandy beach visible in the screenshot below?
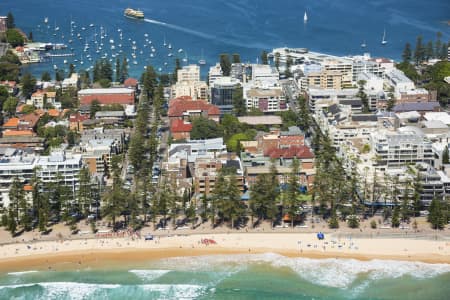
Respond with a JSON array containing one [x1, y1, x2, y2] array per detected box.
[[0, 230, 449, 272]]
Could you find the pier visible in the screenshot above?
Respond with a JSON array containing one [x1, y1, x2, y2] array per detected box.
[[44, 53, 75, 57]]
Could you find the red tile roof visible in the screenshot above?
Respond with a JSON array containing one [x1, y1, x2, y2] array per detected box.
[[69, 113, 89, 123], [168, 97, 220, 118], [47, 109, 60, 117], [79, 94, 134, 106], [19, 113, 41, 129], [3, 117, 19, 128], [2, 130, 34, 137], [124, 78, 138, 87], [170, 119, 193, 133], [266, 146, 314, 159]]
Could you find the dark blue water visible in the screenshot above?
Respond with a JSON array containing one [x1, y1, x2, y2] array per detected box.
[[1, 0, 449, 79]]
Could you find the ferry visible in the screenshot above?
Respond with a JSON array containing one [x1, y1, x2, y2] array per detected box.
[[124, 8, 144, 20]]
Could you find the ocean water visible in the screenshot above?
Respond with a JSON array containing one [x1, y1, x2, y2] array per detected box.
[[0, 253, 449, 299], [0, 0, 449, 79]]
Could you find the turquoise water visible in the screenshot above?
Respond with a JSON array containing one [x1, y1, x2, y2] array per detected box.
[[0, 0, 449, 78], [1, 253, 449, 299]]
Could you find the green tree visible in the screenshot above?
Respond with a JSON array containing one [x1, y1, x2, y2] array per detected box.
[[443, 145, 449, 164], [41, 71, 51, 82], [55, 69, 65, 82], [274, 52, 280, 70], [232, 53, 241, 64], [285, 158, 303, 228], [21, 72, 36, 99], [428, 197, 445, 230], [219, 53, 231, 76], [6, 12, 15, 29], [6, 29, 24, 47], [68, 64, 76, 77], [28, 31, 33, 41], [141, 65, 158, 99], [172, 58, 181, 82], [8, 177, 23, 230], [249, 170, 279, 227], [328, 208, 339, 228], [402, 42, 412, 63], [392, 202, 400, 228], [357, 80, 369, 113], [3, 96, 18, 115], [284, 55, 293, 78], [102, 155, 126, 230], [0, 85, 8, 108], [77, 167, 92, 217], [435, 32, 442, 59], [386, 87, 396, 112], [21, 104, 35, 114], [297, 95, 311, 131], [120, 57, 128, 84], [425, 41, 434, 61], [115, 58, 121, 82], [413, 35, 425, 64], [232, 86, 246, 116], [260, 50, 269, 65], [190, 117, 222, 139], [89, 99, 101, 119]]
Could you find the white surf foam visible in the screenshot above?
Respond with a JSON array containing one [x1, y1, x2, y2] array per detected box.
[[0, 282, 120, 299], [7, 270, 38, 276], [157, 252, 450, 289], [128, 269, 171, 281], [140, 284, 207, 299]]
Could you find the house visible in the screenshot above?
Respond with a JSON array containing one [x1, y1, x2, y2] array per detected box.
[[168, 96, 220, 122], [69, 113, 90, 132], [170, 119, 193, 140], [0, 81, 18, 95], [61, 73, 79, 91], [124, 78, 139, 92], [29, 90, 57, 109], [78, 88, 135, 106], [94, 111, 126, 125]]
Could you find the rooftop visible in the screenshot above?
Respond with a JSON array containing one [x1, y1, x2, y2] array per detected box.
[[238, 115, 282, 126]]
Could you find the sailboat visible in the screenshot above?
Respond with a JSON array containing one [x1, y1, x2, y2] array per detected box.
[[303, 11, 308, 23], [361, 40, 367, 48], [198, 49, 206, 65], [381, 29, 387, 45]]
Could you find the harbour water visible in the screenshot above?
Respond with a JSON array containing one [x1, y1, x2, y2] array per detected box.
[[0, 0, 449, 78], [0, 253, 449, 299]]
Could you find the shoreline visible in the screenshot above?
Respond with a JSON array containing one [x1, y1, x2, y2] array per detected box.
[[1, 233, 449, 272]]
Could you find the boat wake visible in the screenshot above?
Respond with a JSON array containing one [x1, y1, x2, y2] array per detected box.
[[143, 18, 215, 41], [143, 18, 267, 50]]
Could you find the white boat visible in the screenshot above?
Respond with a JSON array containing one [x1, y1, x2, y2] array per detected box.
[[44, 17, 48, 24], [304, 11, 308, 23], [168, 43, 172, 49], [89, 23, 94, 27], [198, 49, 206, 65], [381, 29, 387, 45], [361, 40, 367, 48], [178, 48, 183, 53]]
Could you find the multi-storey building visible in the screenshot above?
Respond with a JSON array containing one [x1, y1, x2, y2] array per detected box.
[[371, 130, 434, 169], [210, 77, 241, 114], [245, 87, 287, 113], [0, 149, 82, 209]]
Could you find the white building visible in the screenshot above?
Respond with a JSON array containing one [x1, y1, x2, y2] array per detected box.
[[208, 63, 223, 86], [0, 149, 82, 209], [245, 86, 287, 113], [251, 64, 279, 86], [172, 64, 208, 100], [384, 68, 415, 98]]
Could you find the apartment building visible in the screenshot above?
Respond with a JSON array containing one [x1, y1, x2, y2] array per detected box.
[[371, 129, 434, 169], [245, 86, 287, 113], [0, 149, 82, 209]]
